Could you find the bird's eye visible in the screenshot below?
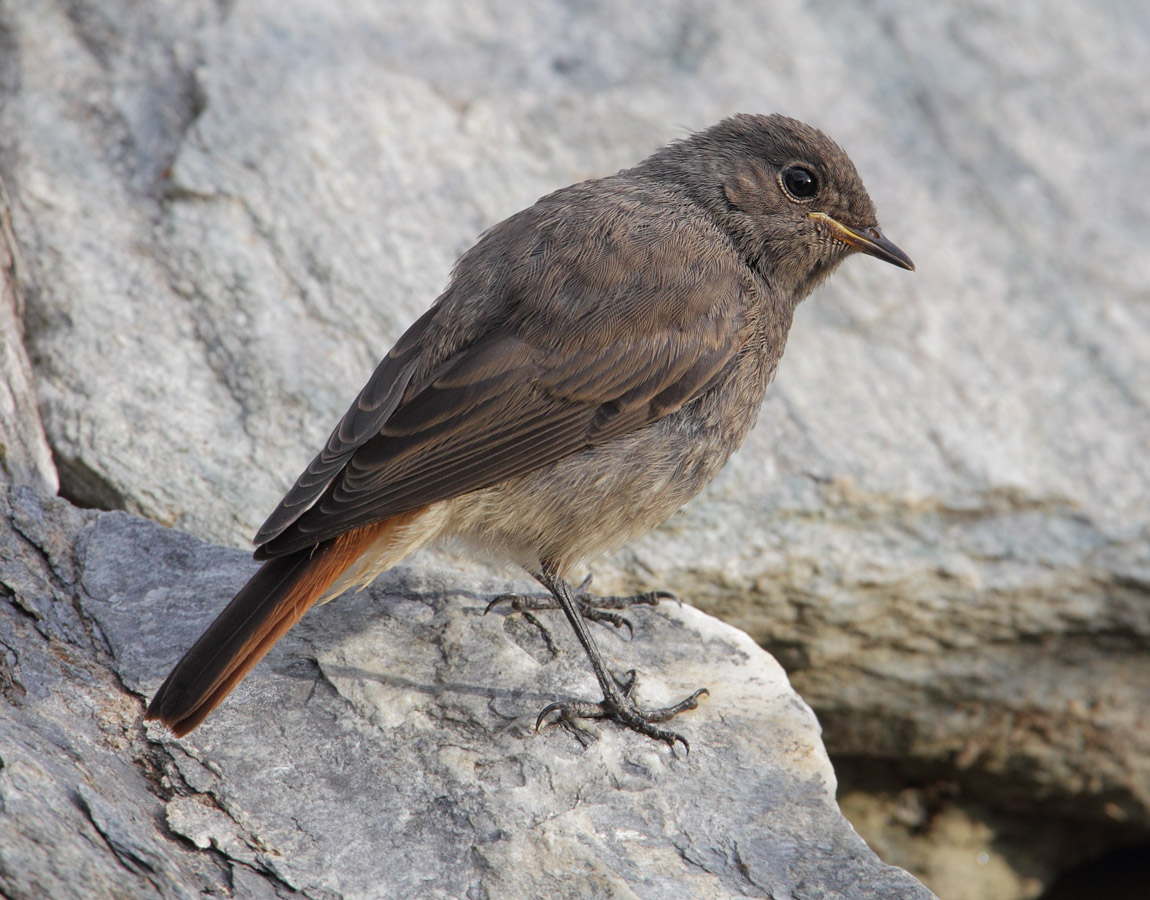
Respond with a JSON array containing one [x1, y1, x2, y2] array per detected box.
[[781, 165, 819, 201]]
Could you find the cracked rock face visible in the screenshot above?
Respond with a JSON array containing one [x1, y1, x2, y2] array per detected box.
[[0, 187, 56, 495], [1, 0, 1149, 897], [0, 488, 935, 899]]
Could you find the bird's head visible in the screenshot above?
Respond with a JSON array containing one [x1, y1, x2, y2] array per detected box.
[[639, 113, 914, 300]]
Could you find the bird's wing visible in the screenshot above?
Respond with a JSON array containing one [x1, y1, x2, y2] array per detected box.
[[252, 304, 438, 548], [255, 184, 753, 558]]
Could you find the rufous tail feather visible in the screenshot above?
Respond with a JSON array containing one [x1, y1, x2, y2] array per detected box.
[[145, 515, 415, 736]]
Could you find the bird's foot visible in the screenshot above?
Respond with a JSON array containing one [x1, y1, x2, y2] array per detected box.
[[536, 669, 708, 755], [485, 574, 673, 638]]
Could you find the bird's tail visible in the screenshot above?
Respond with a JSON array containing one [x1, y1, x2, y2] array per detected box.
[[146, 515, 413, 736]]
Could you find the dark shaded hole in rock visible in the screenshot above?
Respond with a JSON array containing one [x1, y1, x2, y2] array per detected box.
[[54, 455, 127, 512], [834, 756, 1149, 900], [1038, 843, 1150, 900]]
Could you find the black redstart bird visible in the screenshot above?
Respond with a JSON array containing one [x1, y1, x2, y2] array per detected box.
[[146, 114, 914, 749]]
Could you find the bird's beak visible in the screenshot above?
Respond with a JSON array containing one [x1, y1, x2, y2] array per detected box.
[[809, 212, 915, 271]]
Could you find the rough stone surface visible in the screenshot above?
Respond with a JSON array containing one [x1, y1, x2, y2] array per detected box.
[[0, 486, 935, 900], [0, 176, 57, 495], [2, 0, 1149, 896]]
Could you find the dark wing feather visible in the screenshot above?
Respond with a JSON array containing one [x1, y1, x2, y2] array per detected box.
[[255, 177, 753, 559], [253, 306, 437, 546]]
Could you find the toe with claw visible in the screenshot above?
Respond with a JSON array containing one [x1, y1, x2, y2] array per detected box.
[[535, 671, 709, 755]]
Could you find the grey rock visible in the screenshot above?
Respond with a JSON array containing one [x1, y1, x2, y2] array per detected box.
[[0, 486, 935, 899], [2, 0, 1149, 895], [0, 177, 57, 495]]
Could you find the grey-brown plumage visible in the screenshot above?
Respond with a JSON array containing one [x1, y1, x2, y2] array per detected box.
[[147, 114, 914, 748]]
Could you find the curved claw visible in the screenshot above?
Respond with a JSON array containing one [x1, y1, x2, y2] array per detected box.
[[614, 669, 638, 696], [484, 593, 513, 615], [629, 718, 692, 756], [535, 701, 565, 732], [588, 610, 633, 637]]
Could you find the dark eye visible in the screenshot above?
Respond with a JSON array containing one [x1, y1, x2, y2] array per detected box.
[[781, 165, 819, 200]]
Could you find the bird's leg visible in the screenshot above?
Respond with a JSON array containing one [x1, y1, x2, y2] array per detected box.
[[528, 567, 707, 753], [484, 573, 673, 637]]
